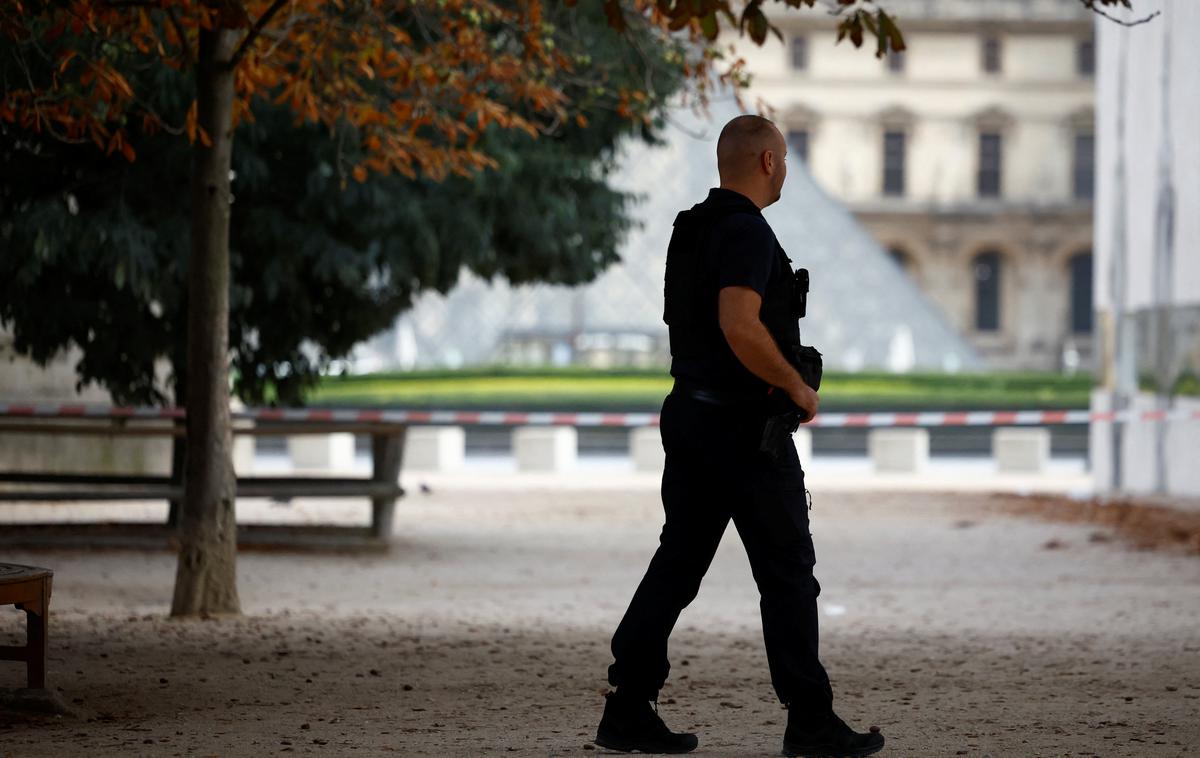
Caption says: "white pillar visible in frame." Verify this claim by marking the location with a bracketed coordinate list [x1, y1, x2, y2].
[232, 433, 256, 475]
[993, 427, 1050, 473]
[513, 426, 577, 472]
[405, 426, 466, 472]
[1167, 397, 1200, 498]
[1122, 393, 1161, 494]
[1089, 388, 1114, 492]
[289, 433, 356, 471]
[868, 428, 929, 473]
[230, 398, 255, 475]
[792, 427, 813, 469]
[630, 426, 665, 472]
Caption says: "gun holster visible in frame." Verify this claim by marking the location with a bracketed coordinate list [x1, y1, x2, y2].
[793, 344, 823, 393]
[758, 344, 823, 462]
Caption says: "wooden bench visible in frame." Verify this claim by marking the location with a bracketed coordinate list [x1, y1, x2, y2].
[0, 563, 53, 690]
[0, 417, 407, 544]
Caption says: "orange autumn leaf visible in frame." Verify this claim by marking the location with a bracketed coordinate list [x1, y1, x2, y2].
[0, 0, 826, 181]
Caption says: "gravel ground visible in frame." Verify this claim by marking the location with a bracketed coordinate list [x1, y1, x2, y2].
[1, 487, 1198, 757]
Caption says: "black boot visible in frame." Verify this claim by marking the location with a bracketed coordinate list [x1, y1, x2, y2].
[594, 690, 699, 754]
[781, 709, 884, 757]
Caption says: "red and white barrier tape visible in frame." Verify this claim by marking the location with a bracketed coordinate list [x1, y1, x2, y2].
[0, 403, 1197, 428]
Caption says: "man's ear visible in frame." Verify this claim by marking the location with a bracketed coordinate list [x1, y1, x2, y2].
[762, 148, 776, 176]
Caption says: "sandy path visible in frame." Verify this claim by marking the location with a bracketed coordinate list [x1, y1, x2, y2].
[1, 488, 1198, 757]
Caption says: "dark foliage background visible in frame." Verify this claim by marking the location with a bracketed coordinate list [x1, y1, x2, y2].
[0, 1, 683, 405]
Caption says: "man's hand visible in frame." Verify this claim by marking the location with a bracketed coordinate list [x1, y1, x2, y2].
[719, 286, 817, 420]
[786, 379, 819, 423]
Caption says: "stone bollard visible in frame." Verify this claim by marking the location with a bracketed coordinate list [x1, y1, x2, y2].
[1167, 397, 1200, 497]
[793, 427, 813, 469]
[868, 428, 929, 473]
[229, 399, 255, 475]
[992, 427, 1050, 473]
[288, 433, 356, 471]
[405, 426, 466, 472]
[232, 434, 256, 475]
[630, 426, 665, 472]
[513, 426, 577, 472]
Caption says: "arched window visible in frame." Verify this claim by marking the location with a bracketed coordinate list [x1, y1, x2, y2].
[1073, 131, 1094, 200]
[1077, 38, 1095, 77]
[887, 246, 910, 274]
[1068, 250, 1093, 334]
[973, 251, 1002, 332]
[791, 36, 809, 71]
[978, 132, 1003, 198]
[982, 35, 1002, 74]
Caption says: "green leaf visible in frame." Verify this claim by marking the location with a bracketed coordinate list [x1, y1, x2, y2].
[861, 11, 878, 36]
[880, 10, 907, 53]
[849, 15, 863, 47]
[744, 5, 768, 45]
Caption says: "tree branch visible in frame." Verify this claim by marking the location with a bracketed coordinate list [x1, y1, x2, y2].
[227, 0, 289, 69]
[1079, 0, 1161, 27]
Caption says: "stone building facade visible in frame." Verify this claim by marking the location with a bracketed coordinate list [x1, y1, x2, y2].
[739, 0, 1097, 370]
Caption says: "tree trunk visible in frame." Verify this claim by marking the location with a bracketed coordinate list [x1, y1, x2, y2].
[171, 27, 241, 617]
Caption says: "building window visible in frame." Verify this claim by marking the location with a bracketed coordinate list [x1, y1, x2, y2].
[887, 49, 905, 74]
[787, 129, 809, 164]
[1069, 251, 1093, 334]
[982, 35, 1002, 74]
[978, 132, 1002, 198]
[1073, 131, 1094, 200]
[887, 246, 910, 274]
[791, 36, 808, 70]
[882, 130, 905, 197]
[973, 251, 1002, 332]
[1077, 38, 1095, 77]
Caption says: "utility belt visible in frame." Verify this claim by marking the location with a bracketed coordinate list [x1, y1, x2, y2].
[671, 344, 822, 463]
[670, 377, 766, 409]
[670, 343, 822, 411]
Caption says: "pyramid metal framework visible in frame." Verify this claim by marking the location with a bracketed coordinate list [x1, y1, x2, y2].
[363, 104, 980, 373]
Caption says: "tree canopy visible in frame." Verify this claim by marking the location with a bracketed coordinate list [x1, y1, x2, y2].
[1, 0, 684, 406]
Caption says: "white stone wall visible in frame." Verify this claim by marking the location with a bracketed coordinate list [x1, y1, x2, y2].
[1094, 0, 1200, 314]
[1092, 0, 1200, 499]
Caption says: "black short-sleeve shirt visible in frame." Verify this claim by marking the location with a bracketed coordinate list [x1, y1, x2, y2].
[716, 212, 777, 298]
[667, 188, 787, 395]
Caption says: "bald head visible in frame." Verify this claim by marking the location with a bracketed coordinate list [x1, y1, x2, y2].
[717, 115, 782, 180]
[716, 115, 787, 208]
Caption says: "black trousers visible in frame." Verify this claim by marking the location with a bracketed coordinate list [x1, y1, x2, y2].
[607, 391, 834, 716]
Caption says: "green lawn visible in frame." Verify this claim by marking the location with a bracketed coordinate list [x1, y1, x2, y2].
[311, 367, 1092, 411]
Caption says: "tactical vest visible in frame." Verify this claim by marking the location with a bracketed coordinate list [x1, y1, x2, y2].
[663, 205, 800, 371]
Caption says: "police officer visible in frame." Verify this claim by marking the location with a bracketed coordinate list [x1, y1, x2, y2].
[594, 115, 885, 757]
